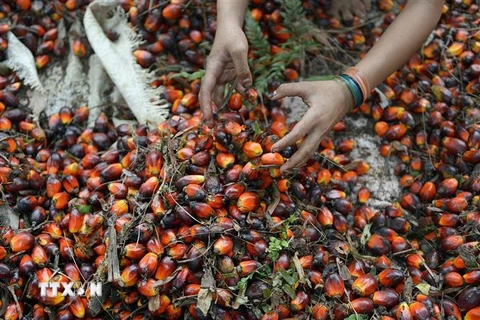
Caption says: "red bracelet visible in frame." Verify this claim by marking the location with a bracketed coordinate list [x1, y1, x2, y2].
[344, 67, 371, 103]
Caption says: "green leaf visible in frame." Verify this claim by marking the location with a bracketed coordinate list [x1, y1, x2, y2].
[278, 269, 296, 286]
[76, 205, 92, 214]
[282, 284, 296, 299]
[344, 315, 369, 320]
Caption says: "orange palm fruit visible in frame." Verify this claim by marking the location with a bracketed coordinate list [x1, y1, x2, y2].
[31, 245, 48, 267]
[133, 50, 155, 68]
[190, 202, 215, 219]
[378, 268, 405, 287]
[443, 137, 467, 155]
[317, 168, 331, 185]
[216, 152, 235, 169]
[120, 264, 139, 287]
[162, 4, 182, 19]
[237, 260, 260, 277]
[385, 123, 407, 141]
[10, 231, 35, 252]
[352, 274, 378, 296]
[46, 175, 62, 198]
[409, 301, 430, 319]
[213, 236, 234, 255]
[183, 184, 207, 201]
[123, 243, 147, 260]
[138, 252, 158, 278]
[69, 296, 85, 318]
[357, 187, 370, 204]
[463, 150, 480, 163]
[237, 192, 260, 213]
[260, 152, 284, 166]
[145, 150, 163, 177]
[175, 175, 204, 189]
[419, 181, 436, 202]
[444, 272, 464, 287]
[463, 270, 480, 284]
[465, 306, 480, 320]
[36, 55, 49, 69]
[110, 199, 129, 216]
[108, 182, 128, 199]
[367, 234, 391, 255]
[350, 298, 374, 314]
[138, 278, 159, 297]
[139, 176, 159, 197]
[155, 256, 176, 281]
[243, 141, 263, 158]
[372, 289, 399, 308]
[441, 235, 465, 251]
[168, 243, 188, 260]
[100, 163, 123, 182]
[228, 93, 243, 111]
[324, 272, 344, 298]
[317, 207, 334, 228]
[72, 39, 87, 58]
[290, 291, 310, 312]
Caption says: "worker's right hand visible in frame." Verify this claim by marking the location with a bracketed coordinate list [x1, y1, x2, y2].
[200, 25, 252, 128]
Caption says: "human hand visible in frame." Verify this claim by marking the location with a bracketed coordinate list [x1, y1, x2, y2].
[270, 80, 351, 173]
[200, 25, 252, 128]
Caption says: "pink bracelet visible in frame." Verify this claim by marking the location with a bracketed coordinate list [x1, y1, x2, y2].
[344, 67, 371, 103]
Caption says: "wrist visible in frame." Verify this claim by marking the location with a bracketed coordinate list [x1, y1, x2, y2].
[328, 80, 352, 115]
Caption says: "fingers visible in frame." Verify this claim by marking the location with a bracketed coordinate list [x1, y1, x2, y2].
[363, 0, 371, 11]
[280, 125, 326, 173]
[271, 82, 309, 100]
[230, 45, 252, 88]
[200, 59, 224, 127]
[271, 106, 317, 152]
[213, 85, 225, 109]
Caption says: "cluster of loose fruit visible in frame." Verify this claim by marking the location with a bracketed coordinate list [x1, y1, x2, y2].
[0, 0, 480, 320]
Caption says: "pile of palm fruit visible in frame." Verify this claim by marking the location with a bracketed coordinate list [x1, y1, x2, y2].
[0, 0, 479, 319]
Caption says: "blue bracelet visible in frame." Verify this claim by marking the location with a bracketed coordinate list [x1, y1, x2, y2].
[339, 74, 364, 108]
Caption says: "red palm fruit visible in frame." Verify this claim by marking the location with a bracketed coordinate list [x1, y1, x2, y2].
[100, 163, 123, 182]
[246, 88, 258, 104]
[139, 176, 159, 197]
[464, 270, 480, 284]
[0, 246, 6, 261]
[145, 150, 163, 177]
[10, 231, 35, 252]
[396, 302, 412, 320]
[385, 123, 407, 141]
[409, 301, 430, 320]
[139, 252, 158, 278]
[184, 283, 201, 296]
[18, 254, 35, 276]
[68, 208, 83, 234]
[466, 306, 480, 320]
[350, 298, 374, 314]
[270, 121, 288, 138]
[357, 187, 370, 204]
[316, 168, 332, 186]
[442, 298, 461, 317]
[378, 268, 405, 287]
[31, 245, 47, 267]
[137, 278, 158, 297]
[52, 192, 70, 210]
[32, 304, 46, 319]
[406, 253, 424, 269]
[277, 179, 290, 192]
[228, 93, 243, 111]
[372, 289, 399, 308]
[324, 272, 344, 298]
[191, 151, 210, 167]
[72, 39, 87, 58]
[260, 152, 284, 166]
[443, 137, 468, 154]
[459, 286, 480, 311]
[133, 50, 155, 68]
[237, 192, 260, 213]
[168, 243, 188, 260]
[437, 177, 458, 197]
[190, 202, 214, 219]
[243, 141, 263, 158]
[246, 238, 267, 257]
[237, 260, 261, 277]
[317, 207, 334, 228]
[419, 182, 436, 202]
[224, 183, 246, 201]
[36, 55, 49, 69]
[441, 235, 465, 251]
[464, 149, 480, 163]
[46, 175, 62, 198]
[184, 184, 207, 201]
[352, 274, 378, 296]
[69, 296, 85, 318]
[312, 304, 329, 320]
[108, 182, 127, 199]
[446, 196, 468, 213]
[444, 272, 464, 287]
[0, 117, 11, 131]
[213, 236, 234, 255]
[123, 243, 147, 260]
[120, 264, 139, 287]
[150, 294, 171, 315]
[110, 199, 128, 216]
[155, 256, 176, 281]
[175, 175, 204, 189]
[5, 302, 22, 320]
[290, 291, 310, 312]
[206, 194, 224, 209]
[367, 234, 391, 255]
[215, 152, 235, 169]
[162, 4, 182, 19]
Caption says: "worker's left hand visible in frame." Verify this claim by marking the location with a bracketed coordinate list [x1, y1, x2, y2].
[270, 80, 350, 173]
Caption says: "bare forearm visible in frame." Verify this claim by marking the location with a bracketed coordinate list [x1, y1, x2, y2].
[356, 0, 444, 89]
[217, 0, 249, 28]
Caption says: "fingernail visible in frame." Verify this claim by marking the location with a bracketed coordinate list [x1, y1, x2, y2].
[242, 78, 252, 87]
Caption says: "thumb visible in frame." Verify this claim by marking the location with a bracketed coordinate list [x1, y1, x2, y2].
[230, 47, 252, 88]
[271, 82, 309, 100]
